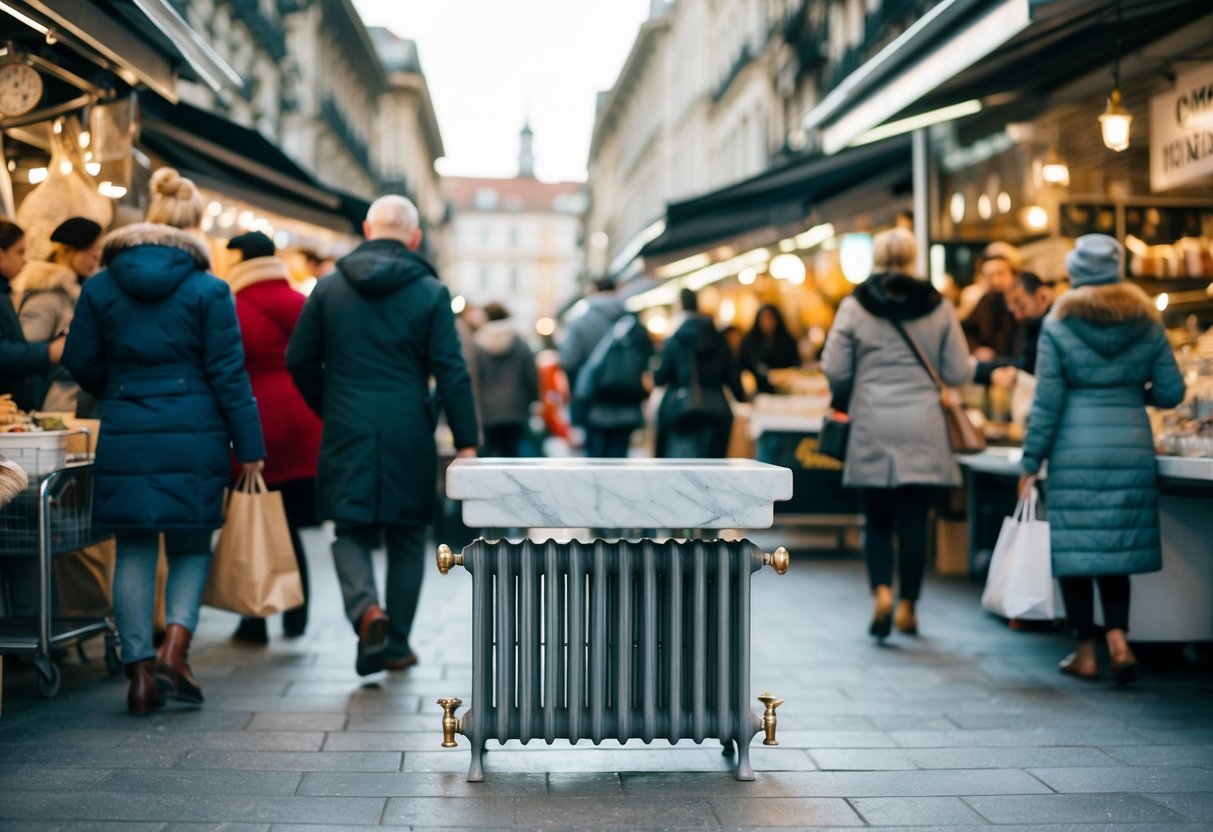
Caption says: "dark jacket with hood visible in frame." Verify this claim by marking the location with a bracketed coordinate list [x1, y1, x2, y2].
[1021, 282, 1184, 577]
[62, 223, 265, 531]
[655, 313, 745, 435]
[820, 273, 970, 488]
[286, 239, 478, 526]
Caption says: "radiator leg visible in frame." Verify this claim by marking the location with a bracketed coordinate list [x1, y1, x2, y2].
[467, 740, 485, 783]
[734, 738, 755, 781]
[720, 738, 735, 757]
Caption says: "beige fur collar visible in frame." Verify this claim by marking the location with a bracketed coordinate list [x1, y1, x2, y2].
[1054, 281, 1160, 325]
[228, 256, 290, 295]
[13, 261, 78, 296]
[102, 222, 210, 270]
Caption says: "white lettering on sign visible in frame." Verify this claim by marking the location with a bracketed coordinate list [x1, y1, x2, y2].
[1152, 63, 1213, 192]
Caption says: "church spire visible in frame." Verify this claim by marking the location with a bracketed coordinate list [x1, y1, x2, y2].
[519, 120, 534, 178]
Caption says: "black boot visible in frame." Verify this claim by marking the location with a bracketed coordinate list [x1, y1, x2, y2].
[232, 617, 269, 645]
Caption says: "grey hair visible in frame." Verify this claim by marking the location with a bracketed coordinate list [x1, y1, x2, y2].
[873, 227, 917, 275]
[366, 195, 420, 240]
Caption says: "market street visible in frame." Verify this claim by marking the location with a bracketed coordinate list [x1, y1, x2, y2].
[1, 526, 1211, 831]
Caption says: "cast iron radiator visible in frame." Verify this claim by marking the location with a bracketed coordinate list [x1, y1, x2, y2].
[435, 537, 787, 781]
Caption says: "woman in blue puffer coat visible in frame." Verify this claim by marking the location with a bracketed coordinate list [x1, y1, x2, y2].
[1021, 235, 1184, 686]
[63, 169, 265, 715]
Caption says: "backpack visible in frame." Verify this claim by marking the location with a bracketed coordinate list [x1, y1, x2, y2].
[575, 315, 649, 404]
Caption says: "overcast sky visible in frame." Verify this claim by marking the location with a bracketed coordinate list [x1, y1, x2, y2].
[355, 0, 651, 183]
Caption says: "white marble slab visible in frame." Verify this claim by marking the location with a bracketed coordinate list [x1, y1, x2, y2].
[446, 459, 794, 530]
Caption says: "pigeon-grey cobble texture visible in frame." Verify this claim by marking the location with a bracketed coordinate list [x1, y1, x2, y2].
[2, 525, 1210, 830]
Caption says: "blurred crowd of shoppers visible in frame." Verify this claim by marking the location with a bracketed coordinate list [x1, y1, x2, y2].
[0, 161, 1185, 704]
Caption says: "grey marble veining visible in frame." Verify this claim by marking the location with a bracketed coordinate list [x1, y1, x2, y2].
[446, 458, 793, 529]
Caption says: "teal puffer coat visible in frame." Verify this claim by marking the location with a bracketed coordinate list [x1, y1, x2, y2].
[1021, 282, 1185, 577]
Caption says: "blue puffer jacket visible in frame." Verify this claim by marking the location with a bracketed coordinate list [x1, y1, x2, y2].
[1021, 282, 1185, 577]
[63, 223, 265, 532]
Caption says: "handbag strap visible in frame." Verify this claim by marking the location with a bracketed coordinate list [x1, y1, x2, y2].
[889, 318, 945, 393]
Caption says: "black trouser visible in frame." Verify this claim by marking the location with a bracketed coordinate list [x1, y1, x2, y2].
[860, 485, 938, 602]
[585, 426, 634, 458]
[1059, 575, 1130, 640]
[483, 424, 526, 458]
[331, 523, 426, 660]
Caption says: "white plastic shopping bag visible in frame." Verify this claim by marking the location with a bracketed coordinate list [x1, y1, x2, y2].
[981, 487, 1055, 620]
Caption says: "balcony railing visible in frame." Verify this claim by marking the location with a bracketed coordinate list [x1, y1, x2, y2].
[229, 0, 288, 62]
[711, 43, 754, 103]
[319, 96, 373, 176]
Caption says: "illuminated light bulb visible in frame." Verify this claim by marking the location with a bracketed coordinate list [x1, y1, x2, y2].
[52, 120, 62, 135]
[738, 267, 757, 286]
[85, 162, 101, 176]
[238, 210, 255, 229]
[207, 201, 223, 216]
[1025, 206, 1049, 231]
[1041, 150, 1070, 186]
[719, 299, 736, 323]
[450, 295, 467, 315]
[28, 167, 47, 184]
[535, 317, 556, 337]
[78, 130, 90, 148]
[646, 314, 668, 336]
[1099, 88, 1132, 152]
[949, 192, 965, 224]
[997, 192, 1012, 214]
[59, 159, 72, 175]
[98, 181, 127, 199]
[978, 194, 992, 220]
[769, 253, 806, 283]
[1155, 293, 1169, 312]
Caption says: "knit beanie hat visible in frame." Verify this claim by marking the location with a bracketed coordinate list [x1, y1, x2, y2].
[1066, 234, 1123, 288]
[50, 217, 103, 249]
[226, 231, 276, 261]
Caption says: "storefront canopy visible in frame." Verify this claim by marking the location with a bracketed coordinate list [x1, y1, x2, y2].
[139, 95, 369, 234]
[805, 0, 1212, 154]
[7, 0, 242, 102]
[641, 135, 911, 261]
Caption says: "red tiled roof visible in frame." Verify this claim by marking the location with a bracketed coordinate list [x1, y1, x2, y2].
[443, 176, 582, 213]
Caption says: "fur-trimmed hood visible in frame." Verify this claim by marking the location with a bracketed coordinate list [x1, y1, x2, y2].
[101, 222, 211, 301]
[228, 256, 290, 295]
[13, 260, 79, 297]
[1053, 282, 1161, 358]
[854, 272, 942, 321]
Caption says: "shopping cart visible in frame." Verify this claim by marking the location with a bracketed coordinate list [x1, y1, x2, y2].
[0, 460, 120, 697]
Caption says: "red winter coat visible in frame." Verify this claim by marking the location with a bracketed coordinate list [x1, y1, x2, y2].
[230, 258, 322, 486]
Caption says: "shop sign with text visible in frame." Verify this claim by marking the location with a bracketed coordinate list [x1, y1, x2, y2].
[1151, 63, 1213, 192]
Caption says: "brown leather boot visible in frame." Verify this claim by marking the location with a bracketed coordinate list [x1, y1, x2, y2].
[156, 623, 204, 703]
[125, 659, 165, 716]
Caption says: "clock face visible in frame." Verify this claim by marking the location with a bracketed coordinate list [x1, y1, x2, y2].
[0, 63, 43, 118]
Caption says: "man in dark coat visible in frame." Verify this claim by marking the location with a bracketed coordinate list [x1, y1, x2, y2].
[287, 196, 479, 676]
[973, 271, 1057, 386]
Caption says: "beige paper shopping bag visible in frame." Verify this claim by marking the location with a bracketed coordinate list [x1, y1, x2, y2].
[204, 473, 303, 617]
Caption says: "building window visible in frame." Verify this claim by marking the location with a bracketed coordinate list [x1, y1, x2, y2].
[479, 266, 490, 292]
[474, 188, 499, 210]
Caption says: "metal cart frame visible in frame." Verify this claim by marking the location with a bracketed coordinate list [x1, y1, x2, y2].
[0, 462, 120, 697]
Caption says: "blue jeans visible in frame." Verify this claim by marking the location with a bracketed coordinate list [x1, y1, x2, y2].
[113, 530, 212, 664]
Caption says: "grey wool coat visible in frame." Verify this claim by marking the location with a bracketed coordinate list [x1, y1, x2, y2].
[1021, 282, 1185, 577]
[821, 274, 971, 488]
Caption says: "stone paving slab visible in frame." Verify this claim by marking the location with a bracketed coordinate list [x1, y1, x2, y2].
[2, 527, 1212, 829]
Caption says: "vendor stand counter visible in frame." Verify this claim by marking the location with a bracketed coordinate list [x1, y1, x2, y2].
[435, 458, 793, 782]
[747, 404, 863, 547]
[958, 448, 1213, 642]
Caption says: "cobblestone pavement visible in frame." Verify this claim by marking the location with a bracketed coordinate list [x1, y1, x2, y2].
[1, 526, 1211, 831]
